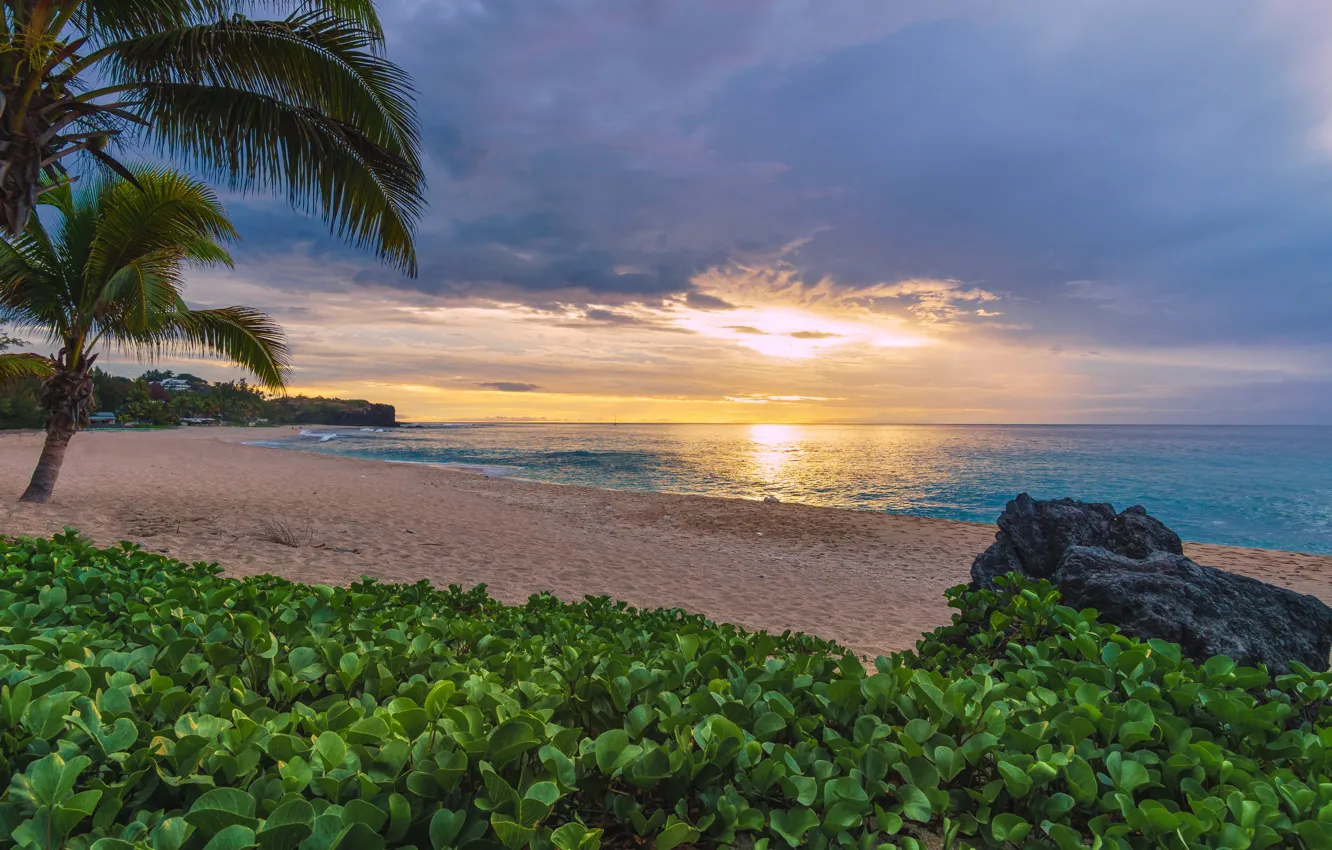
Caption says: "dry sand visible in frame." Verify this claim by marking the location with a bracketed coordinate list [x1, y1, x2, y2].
[3, 427, 1330, 657]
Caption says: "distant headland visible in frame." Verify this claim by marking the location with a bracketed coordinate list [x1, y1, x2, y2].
[0, 368, 396, 429]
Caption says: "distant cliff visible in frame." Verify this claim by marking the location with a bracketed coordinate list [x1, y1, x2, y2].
[278, 397, 397, 427]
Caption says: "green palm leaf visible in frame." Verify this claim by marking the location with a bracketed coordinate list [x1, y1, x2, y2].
[1, 0, 422, 273]
[139, 82, 420, 273]
[146, 306, 289, 389]
[1, 166, 288, 387]
[0, 352, 55, 384]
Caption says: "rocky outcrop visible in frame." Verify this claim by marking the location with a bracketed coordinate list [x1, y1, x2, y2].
[970, 493, 1182, 587]
[1056, 547, 1332, 674]
[970, 494, 1332, 673]
[286, 401, 397, 428]
[320, 403, 397, 428]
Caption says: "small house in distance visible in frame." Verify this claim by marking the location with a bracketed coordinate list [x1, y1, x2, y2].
[88, 412, 117, 427]
[158, 378, 194, 393]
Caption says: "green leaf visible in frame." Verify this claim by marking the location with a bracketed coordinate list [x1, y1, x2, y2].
[677, 634, 700, 660]
[256, 798, 314, 850]
[202, 824, 258, 850]
[52, 789, 103, 836]
[903, 718, 934, 743]
[656, 820, 700, 850]
[491, 815, 536, 850]
[1064, 755, 1098, 804]
[185, 788, 260, 837]
[10, 753, 91, 808]
[488, 718, 540, 766]
[897, 784, 933, 822]
[313, 731, 347, 771]
[430, 808, 466, 849]
[997, 761, 1033, 798]
[540, 745, 577, 789]
[328, 822, 384, 850]
[990, 813, 1031, 843]
[518, 781, 561, 827]
[1042, 820, 1084, 850]
[770, 808, 821, 846]
[386, 794, 410, 842]
[594, 729, 630, 773]
[151, 817, 191, 850]
[787, 774, 817, 806]
[550, 822, 603, 850]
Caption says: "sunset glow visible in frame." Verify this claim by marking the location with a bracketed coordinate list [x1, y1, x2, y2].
[71, 0, 1332, 425]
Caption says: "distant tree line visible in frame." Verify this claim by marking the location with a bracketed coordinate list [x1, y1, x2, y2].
[0, 368, 396, 429]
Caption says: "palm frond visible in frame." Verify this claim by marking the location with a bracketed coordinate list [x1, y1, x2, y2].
[83, 167, 238, 287]
[4, 166, 288, 392]
[105, 13, 418, 161]
[135, 306, 291, 390]
[96, 260, 186, 334]
[0, 353, 56, 385]
[81, 0, 382, 39]
[140, 82, 422, 273]
[0, 228, 70, 339]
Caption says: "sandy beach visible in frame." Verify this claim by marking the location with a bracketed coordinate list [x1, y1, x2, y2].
[2, 426, 1329, 657]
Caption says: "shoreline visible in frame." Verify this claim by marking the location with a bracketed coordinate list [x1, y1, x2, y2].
[249, 428, 1332, 558]
[3, 426, 1331, 656]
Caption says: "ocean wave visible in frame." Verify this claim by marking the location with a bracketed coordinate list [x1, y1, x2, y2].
[298, 429, 341, 442]
[385, 459, 522, 477]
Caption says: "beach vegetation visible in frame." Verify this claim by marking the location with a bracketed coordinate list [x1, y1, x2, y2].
[0, 0, 423, 273]
[3, 531, 1332, 848]
[1, 368, 400, 429]
[0, 170, 289, 502]
[257, 513, 316, 548]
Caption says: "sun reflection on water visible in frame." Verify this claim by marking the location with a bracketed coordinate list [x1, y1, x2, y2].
[748, 424, 803, 484]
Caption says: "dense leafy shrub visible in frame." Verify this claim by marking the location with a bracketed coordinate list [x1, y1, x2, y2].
[2, 532, 1332, 849]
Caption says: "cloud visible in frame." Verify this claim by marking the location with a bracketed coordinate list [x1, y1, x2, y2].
[551, 307, 694, 333]
[1065, 280, 1176, 317]
[478, 381, 542, 393]
[684, 291, 737, 310]
[183, 0, 1332, 422]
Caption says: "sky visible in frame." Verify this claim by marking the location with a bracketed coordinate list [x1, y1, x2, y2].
[108, 1, 1332, 422]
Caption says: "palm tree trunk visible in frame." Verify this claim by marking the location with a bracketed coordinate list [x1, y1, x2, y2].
[19, 429, 72, 503]
[18, 349, 95, 503]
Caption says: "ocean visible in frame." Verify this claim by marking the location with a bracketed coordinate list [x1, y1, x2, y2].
[246, 424, 1332, 554]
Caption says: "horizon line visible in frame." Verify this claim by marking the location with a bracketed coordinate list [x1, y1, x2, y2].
[394, 420, 1332, 428]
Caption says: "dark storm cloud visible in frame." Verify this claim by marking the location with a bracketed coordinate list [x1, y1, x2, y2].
[228, 0, 1332, 416]
[478, 382, 542, 393]
[696, 1, 1332, 348]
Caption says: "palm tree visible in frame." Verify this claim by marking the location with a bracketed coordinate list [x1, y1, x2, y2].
[0, 167, 289, 502]
[0, 0, 423, 273]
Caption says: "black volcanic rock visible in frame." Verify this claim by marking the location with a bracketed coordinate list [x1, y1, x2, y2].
[1055, 546, 1332, 674]
[1109, 504, 1185, 560]
[970, 493, 1182, 587]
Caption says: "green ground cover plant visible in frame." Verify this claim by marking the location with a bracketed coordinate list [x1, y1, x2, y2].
[2, 531, 1332, 849]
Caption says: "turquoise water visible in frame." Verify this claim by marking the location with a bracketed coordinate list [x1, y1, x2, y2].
[248, 424, 1332, 554]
